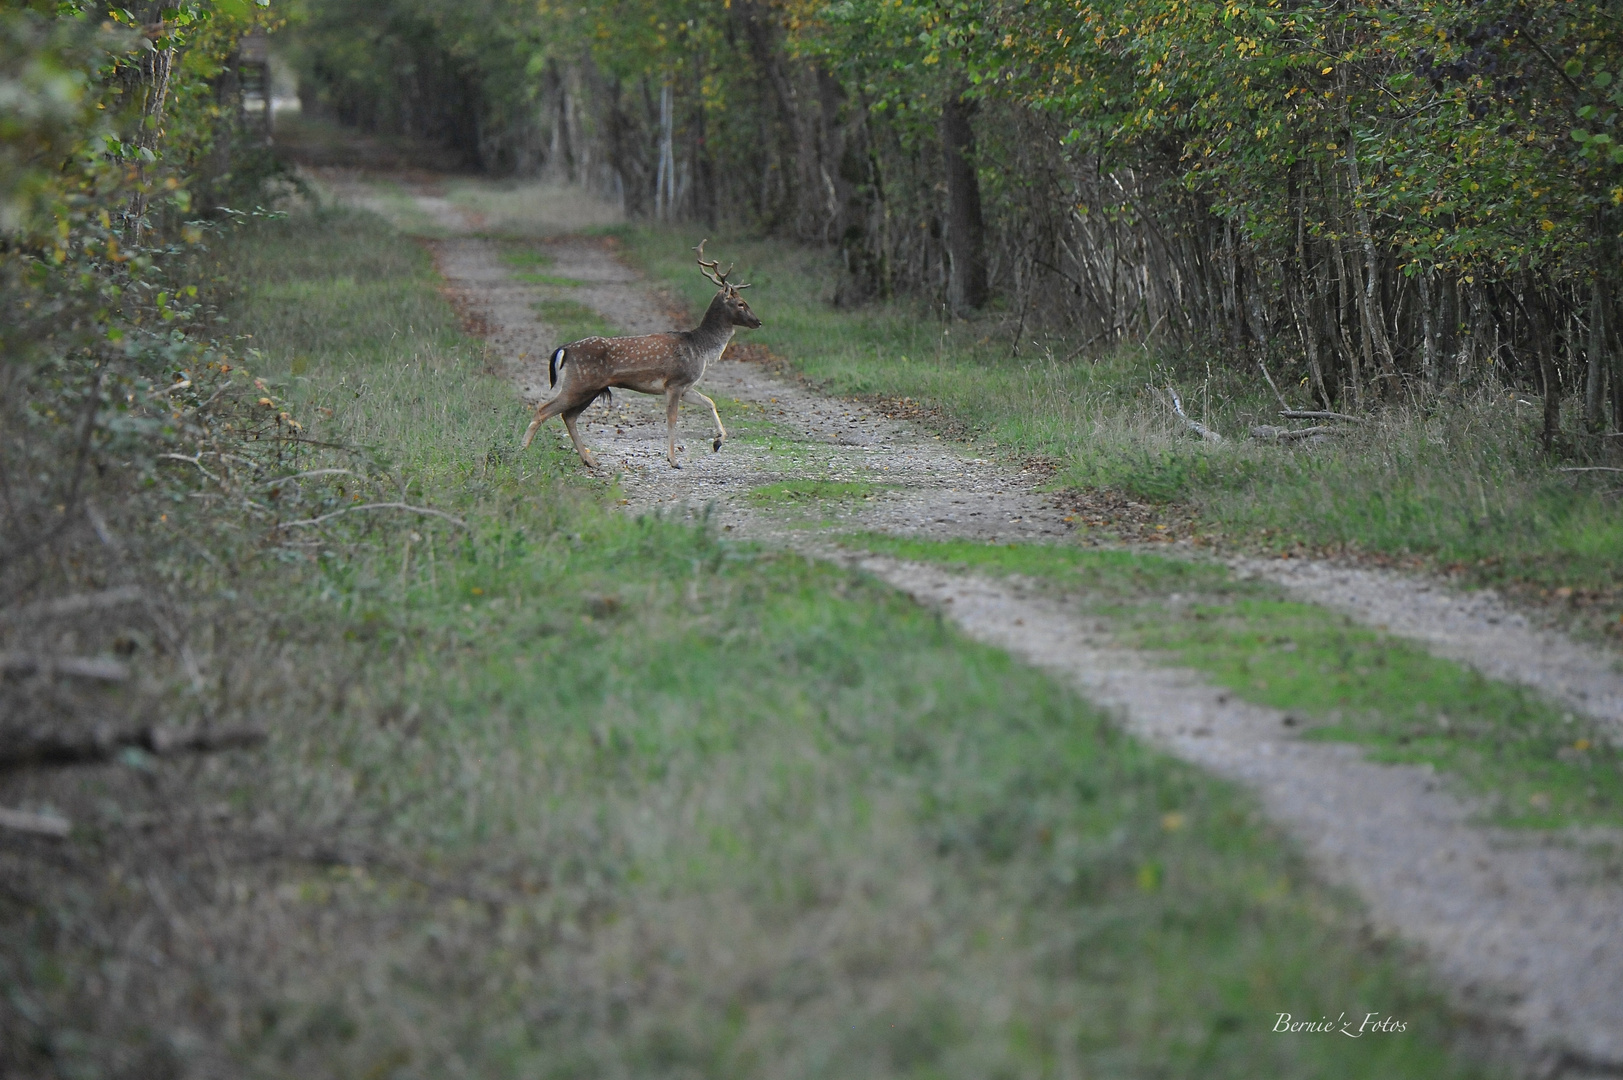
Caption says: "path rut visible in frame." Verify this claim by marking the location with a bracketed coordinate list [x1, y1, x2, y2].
[355, 180, 1623, 1075]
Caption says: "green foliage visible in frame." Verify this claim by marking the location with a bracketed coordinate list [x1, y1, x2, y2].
[972, 0, 1622, 279]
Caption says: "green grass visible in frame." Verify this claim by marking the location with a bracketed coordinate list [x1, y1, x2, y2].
[621, 228, 1623, 601]
[1134, 598, 1623, 828]
[514, 270, 588, 288]
[748, 479, 888, 504]
[843, 534, 1623, 831]
[535, 296, 614, 341]
[500, 248, 555, 269]
[78, 206, 1501, 1077]
[846, 532, 1233, 601]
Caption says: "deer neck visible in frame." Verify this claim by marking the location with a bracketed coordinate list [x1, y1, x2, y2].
[689, 293, 737, 359]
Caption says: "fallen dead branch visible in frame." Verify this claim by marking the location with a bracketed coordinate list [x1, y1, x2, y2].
[275, 501, 468, 531]
[0, 806, 71, 838]
[1251, 425, 1339, 442]
[1557, 466, 1623, 474]
[1160, 386, 1224, 442]
[1279, 409, 1370, 424]
[0, 653, 129, 682]
[259, 468, 358, 487]
[0, 722, 267, 771]
[0, 585, 148, 624]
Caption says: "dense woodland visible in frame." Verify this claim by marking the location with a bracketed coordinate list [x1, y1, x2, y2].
[287, 0, 1623, 447]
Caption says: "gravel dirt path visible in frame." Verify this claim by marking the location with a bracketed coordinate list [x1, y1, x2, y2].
[335, 174, 1623, 1075]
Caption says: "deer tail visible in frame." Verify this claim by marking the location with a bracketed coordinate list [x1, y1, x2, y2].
[596, 387, 613, 407]
[549, 347, 567, 388]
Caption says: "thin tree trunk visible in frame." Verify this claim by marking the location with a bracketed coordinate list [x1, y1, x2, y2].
[128, 43, 177, 235]
[941, 82, 987, 313]
[1586, 277, 1608, 433]
[1222, 216, 1242, 351]
[1419, 267, 1437, 391]
[1331, 236, 1364, 411]
[1345, 156, 1400, 396]
[1525, 275, 1560, 452]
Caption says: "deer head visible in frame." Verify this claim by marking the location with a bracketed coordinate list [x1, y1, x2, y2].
[695, 239, 761, 328]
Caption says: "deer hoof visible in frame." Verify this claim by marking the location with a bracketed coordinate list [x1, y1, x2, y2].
[712, 437, 723, 452]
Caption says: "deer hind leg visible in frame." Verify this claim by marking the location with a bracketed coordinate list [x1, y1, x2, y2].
[521, 395, 570, 450]
[683, 389, 727, 452]
[664, 386, 684, 468]
[559, 403, 603, 469]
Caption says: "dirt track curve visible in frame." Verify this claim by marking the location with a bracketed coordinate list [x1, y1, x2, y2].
[322, 173, 1623, 1077]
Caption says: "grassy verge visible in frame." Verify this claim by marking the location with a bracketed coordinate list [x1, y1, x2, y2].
[845, 534, 1623, 832]
[2, 207, 1511, 1077]
[621, 228, 1623, 622]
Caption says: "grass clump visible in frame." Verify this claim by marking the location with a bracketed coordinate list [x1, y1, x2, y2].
[514, 270, 588, 288]
[535, 296, 614, 341]
[847, 532, 1231, 600]
[0, 206, 1505, 1079]
[851, 535, 1623, 830]
[622, 228, 1623, 602]
[500, 248, 554, 268]
[748, 478, 887, 504]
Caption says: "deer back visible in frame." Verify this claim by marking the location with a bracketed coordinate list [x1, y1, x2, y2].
[554, 332, 694, 393]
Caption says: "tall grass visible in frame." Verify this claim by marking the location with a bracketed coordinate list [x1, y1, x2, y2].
[625, 228, 1623, 592]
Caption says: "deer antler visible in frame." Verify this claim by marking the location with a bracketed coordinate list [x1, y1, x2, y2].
[694, 239, 750, 290]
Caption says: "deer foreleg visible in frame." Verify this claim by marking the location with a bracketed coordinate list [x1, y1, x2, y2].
[684, 389, 727, 452]
[561, 404, 600, 469]
[665, 387, 683, 468]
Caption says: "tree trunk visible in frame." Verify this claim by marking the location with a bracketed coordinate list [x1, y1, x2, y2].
[731, 0, 802, 229]
[1419, 267, 1437, 391]
[1586, 277, 1608, 433]
[1525, 275, 1560, 452]
[940, 83, 987, 313]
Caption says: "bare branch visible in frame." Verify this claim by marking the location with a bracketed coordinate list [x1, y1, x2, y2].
[0, 586, 148, 625]
[0, 654, 129, 682]
[158, 453, 225, 486]
[0, 806, 71, 838]
[1161, 386, 1224, 442]
[1557, 466, 1623, 474]
[0, 722, 266, 771]
[1258, 361, 1291, 412]
[275, 502, 467, 531]
[1279, 410, 1370, 424]
[1252, 425, 1339, 442]
[260, 468, 357, 487]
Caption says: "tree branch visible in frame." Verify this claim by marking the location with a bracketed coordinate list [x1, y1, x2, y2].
[0, 722, 266, 771]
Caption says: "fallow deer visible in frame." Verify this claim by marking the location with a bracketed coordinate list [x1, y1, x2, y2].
[520, 241, 761, 469]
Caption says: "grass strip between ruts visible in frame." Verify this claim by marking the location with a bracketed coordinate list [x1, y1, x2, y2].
[844, 533, 1623, 832]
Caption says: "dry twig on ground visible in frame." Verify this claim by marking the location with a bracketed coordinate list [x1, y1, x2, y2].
[1160, 386, 1224, 443]
[0, 722, 266, 771]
